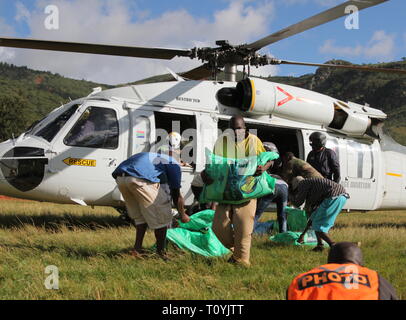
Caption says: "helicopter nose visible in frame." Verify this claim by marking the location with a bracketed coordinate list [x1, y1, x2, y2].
[0, 144, 48, 193]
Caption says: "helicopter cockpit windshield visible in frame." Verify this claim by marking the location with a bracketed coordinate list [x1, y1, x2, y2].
[26, 104, 80, 142]
[64, 106, 119, 149]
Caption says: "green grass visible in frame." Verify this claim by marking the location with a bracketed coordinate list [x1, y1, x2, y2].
[0, 200, 405, 300]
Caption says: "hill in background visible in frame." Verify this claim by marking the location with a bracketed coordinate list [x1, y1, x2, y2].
[0, 60, 405, 144]
[0, 63, 112, 141]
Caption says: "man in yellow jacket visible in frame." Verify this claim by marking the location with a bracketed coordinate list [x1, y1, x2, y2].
[201, 115, 270, 266]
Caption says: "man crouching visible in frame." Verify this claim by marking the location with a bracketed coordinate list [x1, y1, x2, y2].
[291, 176, 349, 251]
[112, 152, 190, 259]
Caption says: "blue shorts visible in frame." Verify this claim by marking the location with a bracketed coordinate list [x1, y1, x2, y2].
[311, 195, 347, 233]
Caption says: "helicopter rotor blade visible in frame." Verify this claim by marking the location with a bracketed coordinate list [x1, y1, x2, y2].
[180, 64, 214, 80]
[244, 0, 389, 51]
[0, 37, 192, 60]
[276, 59, 406, 75]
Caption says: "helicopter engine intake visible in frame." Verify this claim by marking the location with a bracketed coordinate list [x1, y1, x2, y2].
[216, 78, 386, 138]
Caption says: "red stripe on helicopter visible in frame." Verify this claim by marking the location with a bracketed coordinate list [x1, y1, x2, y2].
[277, 87, 314, 106]
[277, 87, 294, 106]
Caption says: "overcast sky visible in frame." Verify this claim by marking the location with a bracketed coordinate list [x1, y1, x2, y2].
[0, 0, 405, 85]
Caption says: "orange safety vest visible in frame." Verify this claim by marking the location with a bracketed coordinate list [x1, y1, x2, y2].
[288, 263, 379, 300]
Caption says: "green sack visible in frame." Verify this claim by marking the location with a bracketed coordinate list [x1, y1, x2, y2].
[273, 207, 308, 233]
[166, 210, 230, 257]
[269, 207, 328, 246]
[200, 150, 279, 204]
[286, 207, 308, 231]
[269, 231, 325, 246]
[177, 209, 216, 231]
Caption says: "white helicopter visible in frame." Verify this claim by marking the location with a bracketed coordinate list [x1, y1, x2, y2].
[0, 0, 405, 212]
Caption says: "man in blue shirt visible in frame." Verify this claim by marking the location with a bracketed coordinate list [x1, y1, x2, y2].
[112, 152, 190, 259]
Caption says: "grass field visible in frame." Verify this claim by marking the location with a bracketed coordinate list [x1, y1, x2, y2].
[0, 199, 404, 300]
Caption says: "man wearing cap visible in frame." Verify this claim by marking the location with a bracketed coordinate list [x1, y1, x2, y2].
[291, 176, 349, 251]
[158, 131, 191, 167]
[287, 242, 398, 300]
[306, 132, 340, 183]
[112, 152, 190, 259]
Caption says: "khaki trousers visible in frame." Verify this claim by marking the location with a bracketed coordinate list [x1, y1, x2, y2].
[116, 176, 173, 230]
[212, 199, 257, 265]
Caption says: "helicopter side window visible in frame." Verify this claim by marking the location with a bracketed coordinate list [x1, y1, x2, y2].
[347, 140, 373, 179]
[34, 104, 79, 142]
[64, 106, 119, 149]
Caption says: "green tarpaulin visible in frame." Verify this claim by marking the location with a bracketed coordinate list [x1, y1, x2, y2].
[167, 207, 322, 256]
[269, 207, 327, 246]
[166, 210, 230, 257]
[269, 231, 321, 246]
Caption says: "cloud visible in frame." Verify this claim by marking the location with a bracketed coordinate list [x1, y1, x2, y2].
[0, 18, 16, 61]
[1, 0, 278, 84]
[319, 30, 396, 60]
[0, 18, 16, 36]
[0, 48, 15, 61]
[247, 64, 279, 78]
[404, 33, 406, 49]
[365, 30, 395, 59]
[319, 39, 363, 57]
[282, 0, 342, 7]
[15, 2, 31, 22]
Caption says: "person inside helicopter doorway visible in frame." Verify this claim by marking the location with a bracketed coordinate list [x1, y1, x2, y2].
[306, 132, 340, 183]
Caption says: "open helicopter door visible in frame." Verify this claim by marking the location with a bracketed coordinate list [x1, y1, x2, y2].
[47, 101, 126, 206]
[152, 110, 199, 206]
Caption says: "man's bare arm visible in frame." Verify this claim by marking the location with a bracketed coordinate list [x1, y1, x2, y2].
[171, 189, 190, 223]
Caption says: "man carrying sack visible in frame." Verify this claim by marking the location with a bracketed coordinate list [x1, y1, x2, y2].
[201, 116, 272, 266]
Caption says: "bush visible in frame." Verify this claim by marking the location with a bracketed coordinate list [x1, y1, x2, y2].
[0, 94, 34, 142]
